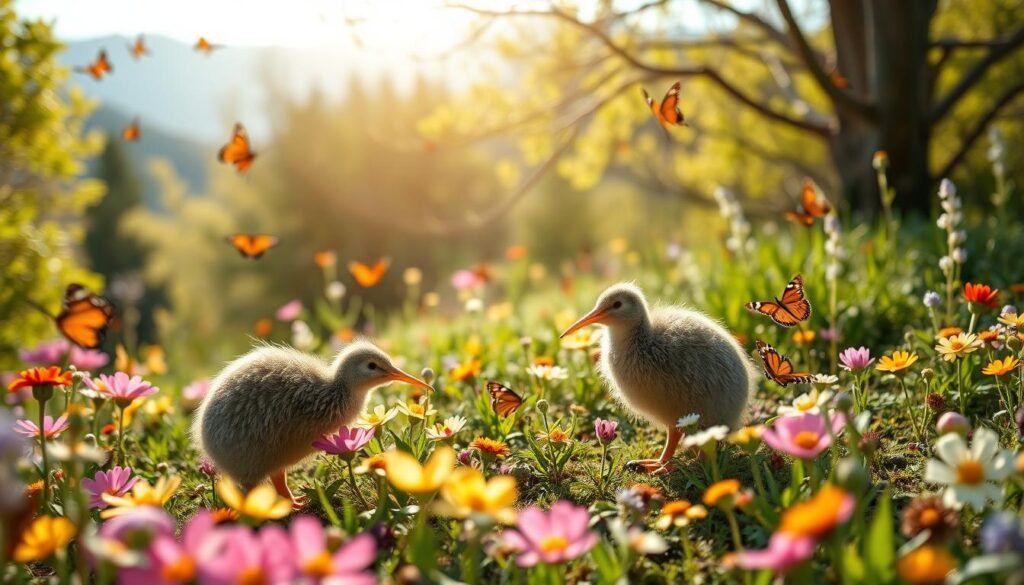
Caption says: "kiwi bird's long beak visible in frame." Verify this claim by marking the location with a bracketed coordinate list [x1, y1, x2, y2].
[560, 307, 607, 339]
[386, 368, 432, 391]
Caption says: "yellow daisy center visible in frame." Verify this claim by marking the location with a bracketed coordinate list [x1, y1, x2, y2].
[302, 551, 333, 577]
[793, 431, 820, 449]
[918, 508, 940, 527]
[949, 340, 964, 351]
[956, 460, 984, 485]
[539, 536, 570, 554]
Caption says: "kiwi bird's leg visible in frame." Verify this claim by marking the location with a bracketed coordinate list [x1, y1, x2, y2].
[628, 427, 682, 475]
[271, 471, 306, 510]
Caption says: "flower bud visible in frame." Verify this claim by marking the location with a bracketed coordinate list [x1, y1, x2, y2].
[457, 449, 473, 466]
[420, 368, 435, 385]
[938, 178, 955, 200]
[156, 462, 169, 473]
[833, 392, 855, 413]
[925, 392, 945, 411]
[938, 256, 954, 274]
[952, 248, 967, 264]
[835, 457, 869, 493]
[936, 412, 970, 437]
[1008, 336, 1023, 353]
[536, 399, 549, 414]
[923, 291, 942, 309]
[922, 368, 935, 381]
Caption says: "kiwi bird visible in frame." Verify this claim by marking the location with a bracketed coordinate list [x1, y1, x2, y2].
[192, 341, 430, 504]
[561, 283, 754, 474]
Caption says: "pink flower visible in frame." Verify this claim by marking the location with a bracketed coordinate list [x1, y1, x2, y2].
[502, 500, 598, 566]
[69, 347, 109, 370]
[83, 372, 158, 403]
[99, 505, 175, 542]
[195, 524, 295, 585]
[762, 412, 845, 460]
[82, 466, 140, 509]
[19, 340, 69, 365]
[838, 347, 873, 371]
[183, 379, 210, 403]
[120, 510, 217, 585]
[312, 426, 375, 457]
[288, 515, 377, 584]
[276, 299, 303, 322]
[594, 418, 618, 444]
[734, 533, 816, 573]
[451, 270, 486, 291]
[14, 414, 70, 439]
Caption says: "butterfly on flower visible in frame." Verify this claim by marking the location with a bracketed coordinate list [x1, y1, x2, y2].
[76, 49, 113, 80]
[755, 340, 813, 387]
[784, 180, 831, 226]
[348, 258, 390, 288]
[121, 117, 140, 142]
[218, 123, 257, 173]
[486, 381, 523, 418]
[641, 81, 688, 137]
[226, 234, 279, 259]
[745, 275, 811, 327]
[127, 35, 149, 59]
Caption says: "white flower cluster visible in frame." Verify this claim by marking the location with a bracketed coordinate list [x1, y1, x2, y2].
[987, 127, 1009, 208]
[937, 178, 966, 275]
[824, 213, 844, 281]
[713, 187, 754, 257]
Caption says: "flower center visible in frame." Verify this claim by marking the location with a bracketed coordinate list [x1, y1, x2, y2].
[796, 399, 816, 411]
[950, 341, 964, 351]
[793, 431, 821, 449]
[302, 551, 333, 577]
[238, 567, 266, 585]
[161, 556, 196, 582]
[918, 508, 940, 527]
[539, 536, 570, 554]
[956, 460, 984, 485]
[410, 405, 424, 416]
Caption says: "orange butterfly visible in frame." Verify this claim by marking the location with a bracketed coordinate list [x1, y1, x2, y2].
[745, 275, 811, 327]
[784, 180, 831, 226]
[195, 37, 220, 54]
[486, 381, 524, 418]
[121, 117, 140, 142]
[76, 50, 113, 80]
[218, 123, 257, 173]
[755, 340, 813, 387]
[127, 35, 149, 59]
[348, 258, 390, 288]
[226, 234, 279, 259]
[56, 284, 115, 349]
[642, 81, 688, 133]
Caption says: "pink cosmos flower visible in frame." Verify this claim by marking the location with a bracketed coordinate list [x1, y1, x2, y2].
[594, 418, 618, 444]
[121, 510, 217, 585]
[288, 515, 378, 584]
[502, 500, 598, 567]
[82, 466, 140, 509]
[83, 372, 158, 403]
[762, 412, 846, 460]
[838, 347, 874, 371]
[312, 426, 375, 457]
[276, 300, 303, 322]
[195, 524, 295, 585]
[14, 414, 70, 439]
[734, 533, 816, 573]
[451, 270, 486, 291]
[69, 346, 110, 370]
[183, 379, 210, 403]
[19, 340, 69, 365]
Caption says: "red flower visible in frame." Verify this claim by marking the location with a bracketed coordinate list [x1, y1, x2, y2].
[7, 367, 72, 392]
[964, 283, 999, 309]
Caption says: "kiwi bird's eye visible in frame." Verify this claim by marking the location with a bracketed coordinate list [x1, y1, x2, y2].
[368, 362, 378, 370]
[613, 300, 623, 309]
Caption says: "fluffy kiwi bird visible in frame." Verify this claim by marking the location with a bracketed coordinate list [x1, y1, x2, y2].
[561, 283, 755, 474]
[192, 341, 430, 505]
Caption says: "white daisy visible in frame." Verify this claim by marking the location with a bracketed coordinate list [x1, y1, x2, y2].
[778, 389, 834, 416]
[811, 374, 838, 386]
[676, 413, 701, 429]
[425, 416, 468, 441]
[526, 364, 569, 381]
[682, 425, 729, 449]
[924, 427, 1014, 511]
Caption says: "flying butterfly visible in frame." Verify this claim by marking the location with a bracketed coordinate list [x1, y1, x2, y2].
[218, 123, 257, 173]
[641, 81, 688, 135]
[745, 275, 811, 327]
[348, 258, 390, 288]
[784, 180, 831, 226]
[30, 284, 116, 350]
[226, 234, 279, 259]
[121, 117, 140, 142]
[195, 37, 221, 54]
[128, 35, 149, 59]
[486, 381, 524, 418]
[76, 49, 113, 80]
[755, 340, 813, 387]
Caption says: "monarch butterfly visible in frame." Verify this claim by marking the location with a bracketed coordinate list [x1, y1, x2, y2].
[785, 180, 831, 226]
[76, 50, 113, 80]
[218, 123, 257, 173]
[745, 275, 811, 327]
[641, 81, 688, 133]
[128, 35, 149, 59]
[226, 234, 279, 259]
[195, 37, 220, 54]
[755, 340, 813, 387]
[486, 381, 524, 418]
[122, 117, 140, 142]
[50, 284, 115, 349]
[348, 258, 390, 288]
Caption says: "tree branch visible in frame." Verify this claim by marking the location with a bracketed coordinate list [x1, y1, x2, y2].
[930, 26, 1024, 123]
[935, 79, 1024, 180]
[774, 0, 875, 120]
[931, 35, 1024, 50]
[697, 0, 792, 51]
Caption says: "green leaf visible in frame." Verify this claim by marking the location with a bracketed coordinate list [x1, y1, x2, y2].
[864, 489, 895, 584]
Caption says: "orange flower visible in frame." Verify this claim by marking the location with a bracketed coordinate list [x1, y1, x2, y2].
[792, 330, 816, 345]
[936, 326, 962, 338]
[628, 483, 665, 504]
[470, 437, 509, 458]
[314, 250, 337, 268]
[505, 245, 527, 261]
[982, 356, 1020, 377]
[210, 507, 240, 524]
[8, 367, 72, 392]
[254, 318, 273, 337]
[963, 283, 999, 309]
[778, 484, 854, 538]
[978, 330, 999, 344]
[450, 360, 481, 382]
[335, 328, 356, 343]
[703, 479, 741, 507]
[1010, 283, 1024, 295]
[533, 356, 554, 366]
[896, 545, 957, 584]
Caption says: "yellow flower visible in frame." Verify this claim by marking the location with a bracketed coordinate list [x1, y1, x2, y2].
[357, 404, 399, 428]
[101, 476, 182, 518]
[560, 328, 601, 350]
[434, 467, 518, 524]
[13, 516, 75, 562]
[896, 545, 957, 584]
[354, 453, 388, 476]
[998, 312, 1024, 328]
[875, 350, 919, 374]
[936, 326, 963, 339]
[143, 395, 174, 421]
[935, 333, 983, 362]
[383, 447, 455, 495]
[396, 398, 437, 421]
[726, 426, 764, 452]
[982, 356, 1021, 377]
[450, 360, 482, 381]
[703, 479, 741, 507]
[792, 330, 816, 344]
[215, 481, 292, 521]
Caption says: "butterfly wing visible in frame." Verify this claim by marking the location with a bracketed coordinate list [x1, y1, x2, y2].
[96, 50, 112, 77]
[486, 381, 524, 418]
[218, 123, 256, 172]
[122, 118, 140, 141]
[659, 82, 686, 126]
[56, 284, 114, 349]
[349, 258, 390, 287]
[755, 340, 812, 387]
[784, 210, 815, 226]
[227, 234, 278, 259]
[776, 275, 811, 324]
[641, 88, 657, 113]
[800, 180, 831, 217]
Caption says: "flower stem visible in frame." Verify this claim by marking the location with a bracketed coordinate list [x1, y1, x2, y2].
[345, 458, 371, 510]
[898, 379, 924, 446]
[38, 396, 50, 510]
[116, 405, 126, 467]
[725, 509, 744, 552]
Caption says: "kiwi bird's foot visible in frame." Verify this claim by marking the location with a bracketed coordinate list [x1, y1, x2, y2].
[290, 495, 308, 511]
[626, 459, 676, 475]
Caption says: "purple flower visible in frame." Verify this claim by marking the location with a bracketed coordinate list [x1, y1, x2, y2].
[838, 346, 873, 371]
[83, 372, 158, 404]
[457, 449, 473, 466]
[83, 466, 141, 509]
[14, 414, 70, 439]
[276, 299, 303, 322]
[762, 412, 846, 460]
[199, 457, 218, 477]
[734, 533, 816, 573]
[818, 328, 838, 342]
[19, 340, 69, 365]
[923, 291, 942, 309]
[980, 512, 1024, 554]
[183, 379, 210, 403]
[312, 426, 375, 457]
[502, 501, 598, 566]
[594, 418, 618, 444]
[69, 347, 109, 370]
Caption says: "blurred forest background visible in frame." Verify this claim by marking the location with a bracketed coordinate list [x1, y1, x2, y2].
[1, 0, 1022, 370]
